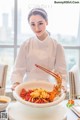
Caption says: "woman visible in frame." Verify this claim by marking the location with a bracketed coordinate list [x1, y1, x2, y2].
[11, 8, 67, 91]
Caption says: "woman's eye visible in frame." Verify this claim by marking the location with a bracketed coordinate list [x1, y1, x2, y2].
[39, 23, 43, 25]
[31, 24, 35, 26]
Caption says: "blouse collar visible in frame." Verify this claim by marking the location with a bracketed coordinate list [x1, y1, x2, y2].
[35, 34, 50, 46]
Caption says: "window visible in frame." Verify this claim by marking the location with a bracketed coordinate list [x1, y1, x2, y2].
[0, 0, 14, 87]
[0, 0, 80, 87]
[0, 0, 14, 45]
[17, 0, 80, 70]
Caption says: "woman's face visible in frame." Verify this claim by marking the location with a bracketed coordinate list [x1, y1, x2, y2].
[29, 15, 48, 37]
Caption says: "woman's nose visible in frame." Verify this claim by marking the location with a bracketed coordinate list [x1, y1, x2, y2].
[35, 25, 39, 31]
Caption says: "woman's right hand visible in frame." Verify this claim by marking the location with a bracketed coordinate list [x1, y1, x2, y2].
[11, 82, 20, 91]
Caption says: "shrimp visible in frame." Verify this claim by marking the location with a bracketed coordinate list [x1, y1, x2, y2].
[35, 64, 62, 102]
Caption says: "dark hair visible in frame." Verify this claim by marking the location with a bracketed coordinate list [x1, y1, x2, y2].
[28, 8, 48, 22]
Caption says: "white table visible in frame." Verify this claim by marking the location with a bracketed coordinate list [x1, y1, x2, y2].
[62, 100, 79, 120]
[6, 100, 80, 120]
[67, 108, 79, 120]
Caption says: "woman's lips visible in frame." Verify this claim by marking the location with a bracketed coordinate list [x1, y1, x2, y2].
[36, 31, 42, 33]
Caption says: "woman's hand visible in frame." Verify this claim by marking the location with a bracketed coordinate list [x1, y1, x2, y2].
[11, 82, 20, 91]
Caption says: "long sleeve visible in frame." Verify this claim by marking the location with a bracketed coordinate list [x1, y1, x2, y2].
[10, 36, 67, 87]
[54, 43, 67, 89]
[10, 41, 28, 84]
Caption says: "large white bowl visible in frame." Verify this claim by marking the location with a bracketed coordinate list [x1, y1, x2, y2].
[13, 81, 66, 108]
[0, 96, 11, 111]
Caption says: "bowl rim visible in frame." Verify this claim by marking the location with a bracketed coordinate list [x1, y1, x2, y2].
[0, 95, 11, 103]
[13, 81, 66, 108]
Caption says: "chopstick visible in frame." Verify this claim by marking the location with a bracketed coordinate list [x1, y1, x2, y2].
[35, 64, 60, 80]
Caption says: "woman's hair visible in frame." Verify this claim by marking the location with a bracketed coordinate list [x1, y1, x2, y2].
[28, 8, 48, 22]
